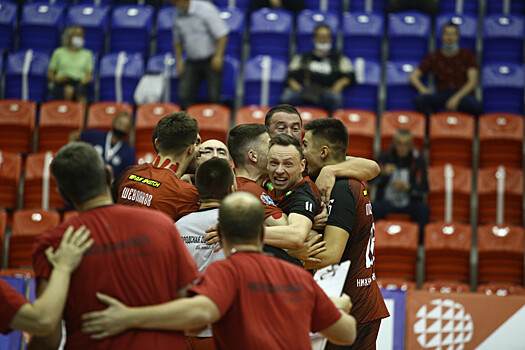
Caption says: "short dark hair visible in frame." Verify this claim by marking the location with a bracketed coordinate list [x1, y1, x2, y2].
[152, 124, 159, 153]
[156, 112, 199, 156]
[52, 142, 107, 204]
[304, 118, 348, 161]
[442, 21, 460, 35]
[269, 133, 304, 159]
[195, 158, 234, 201]
[314, 23, 331, 36]
[219, 192, 265, 244]
[227, 124, 268, 167]
[265, 104, 302, 129]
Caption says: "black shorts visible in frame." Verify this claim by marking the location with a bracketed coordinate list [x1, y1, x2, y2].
[52, 78, 89, 100]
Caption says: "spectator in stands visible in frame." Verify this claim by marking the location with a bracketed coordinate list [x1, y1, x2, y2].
[251, 0, 304, 13]
[171, 0, 229, 109]
[47, 26, 93, 106]
[409, 22, 483, 117]
[373, 129, 429, 242]
[69, 112, 135, 179]
[280, 25, 354, 113]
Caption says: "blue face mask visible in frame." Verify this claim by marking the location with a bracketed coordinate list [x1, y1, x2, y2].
[442, 42, 459, 52]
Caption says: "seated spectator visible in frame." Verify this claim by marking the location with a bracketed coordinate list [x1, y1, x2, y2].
[409, 22, 483, 117]
[280, 24, 354, 113]
[251, 0, 305, 13]
[373, 130, 429, 242]
[47, 26, 94, 106]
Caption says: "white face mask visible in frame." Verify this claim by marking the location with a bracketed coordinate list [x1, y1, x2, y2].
[71, 36, 84, 49]
[314, 42, 332, 53]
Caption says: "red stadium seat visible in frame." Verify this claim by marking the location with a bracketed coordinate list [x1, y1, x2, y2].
[187, 104, 231, 143]
[427, 165, 472, 223]
[429, 111, 475, 167]
[333, 109, 377, 159]
[24, 151, 65, 210]
[234, 106, 269, 125]
[296, 106, 329, 123]
[0, 151, 22, 211]
[135, 103, 181, 154]
[0, 268, 35, 279]
[424, 222, 471, 283]
[421, 280, 471, 294]
[479, 113, 523, 168]
[62, 210, 79, 222]
[380, 111, 425, 151]
[86, 102, 133, 131]
[376, 278, 416, 291]
[38, 101, 85, 152]
[0, 99, 36, 153]
[477, 283, 525, 296]
[0, 209, 6, 268]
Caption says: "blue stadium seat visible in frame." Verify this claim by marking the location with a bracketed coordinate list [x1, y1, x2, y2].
[78, 0, 114, 4]
[20, 3, 65, 54]
[296, 10, 339, 53]
[486, 0, 525, 15]
[243, 55, 287, 107]
[305, 0, 343, 14]
[342, 11, 384, 61]
[66, 5, 110, 55]
[110, 5, 154, 56]
[385, 60, 420, 111]
[156, 6, 174, 54]
[196, 55, 240, 104]
[250, 8, 293, 60]
[213, 0, 250, 12]
[388, 11, 430, 61]
[99, 51, 144, 103]
[349, 0, 387, 13]
[483, 14, 524, 63]
[0, 1, 18, 52]
[440, 0, 478, 15]
[219, 7, 246, 59]
[483, 62, 525, 115]
[146, 52, 178, 103]
[0, 277, 26, 350]
[436, 14, 477, 53]
[5, 50, 50, 103]
[344, 58, 381, 111]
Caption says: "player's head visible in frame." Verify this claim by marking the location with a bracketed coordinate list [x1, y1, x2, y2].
[196, 139, 230, 168]
[303, 118, 348, 177]
[441, 22, 460, 48]
[267, 134, 305, 194]
[111, 112, 132, 141]
[195, 158, 235, 201]
[155, 112, 199, 159]
[219, 192, 265, 246]
[52, 142, 109, 206]
[265, 104, 303, 142]
[228, 123, 270, 171]
[392, 129, 413, 158]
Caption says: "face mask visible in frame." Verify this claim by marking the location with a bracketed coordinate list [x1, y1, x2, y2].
[442, 42, 458, 52]
[71, 36, 84, 49]
[112, 127, 127, 140]
[314, 42, 332, 52]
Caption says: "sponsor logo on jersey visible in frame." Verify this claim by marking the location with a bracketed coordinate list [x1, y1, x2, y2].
[363, 189, 368, 197]
[128, 174, 162, 188]
[260, 193, 277, 207]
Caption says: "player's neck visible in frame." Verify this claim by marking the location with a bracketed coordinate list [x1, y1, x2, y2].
[235, 166, 265, 186]
[76, 192, 114, 213]
[154, 154, 188, 178]
[199, 199, 221, 210]
[225, 243, 262, 257]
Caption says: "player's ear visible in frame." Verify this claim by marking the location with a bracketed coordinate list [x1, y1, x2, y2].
[321, 145, 329, 160]
[300, 158, 306, 172]
[247, 149, 257, 163]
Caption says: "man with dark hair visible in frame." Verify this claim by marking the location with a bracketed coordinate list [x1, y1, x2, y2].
[113, 112, 200, 221]
[82, 192, 357, 350]
[30, 142, 201, 350]
[302, 118, 389, 350]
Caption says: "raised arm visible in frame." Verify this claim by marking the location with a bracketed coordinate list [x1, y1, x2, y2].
[263, 213, 312, 250]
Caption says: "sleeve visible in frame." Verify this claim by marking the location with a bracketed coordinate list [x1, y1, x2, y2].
[172, 20, 181, 46]
[326, 180, 356, 234]
[309, 280, 342, 333]
[170, 224, 202, 288]
[32, 228, 63, 282]
[204, 4, 229, 40]
[337, 55, 355, 82]
[418, 52, 433, 75]
[409, 155, 429, 199]
[465, 50, 478, 69]
[86, 50, 94, 73]
[239, 182, 283, 219]
[288, 183, 319, 222]
[0, 280, 29, 334]
[48, 48, 59, 72]
[287, 54, 304, 82]
[175, 185, 200, 219]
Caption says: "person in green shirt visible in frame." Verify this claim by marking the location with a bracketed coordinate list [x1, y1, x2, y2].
[47, 26, 94, 105]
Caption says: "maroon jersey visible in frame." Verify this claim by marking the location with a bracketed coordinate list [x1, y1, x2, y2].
[0, 279, 29, 334]
[236, 177, 283, 219]
[266, 177, 322, 222]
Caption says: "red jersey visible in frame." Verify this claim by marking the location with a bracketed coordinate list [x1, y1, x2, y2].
[266, 177, 322, 222]
[32, 205, 201, 350]
[0, 279, 29, 334]
[326, 178, 389, 324]
[419, 48, 478, 91]
[189, 252, 341, 350]
[236, 177, 283, 219]
[114, 162, 199, 221]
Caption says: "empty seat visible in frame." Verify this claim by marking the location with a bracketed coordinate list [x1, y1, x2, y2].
[479, 113, 523, 168]
[213, 0, 250, 11]
[429, 112, 475, 167]
[0, 100, 36, 154]
[385, 60, 420, 110]
[0, 1, 17, 52]
[243, 55, 287, 107]
[344, 58, 381, 111]
[20, 3, 65, 54]
[421, 281, 471, 293]
[146, 52, 179, 103]
[24, 151, 65, 210]
[297, 106, 329, 125]
[342, 12, 384, 61]
[250, 8, 293, 60]
[305, 0, 343, 12]
[156, 6, 175, 54]
[296, 10, 339, 53]
[478, 283, 525, 296]
[483, 14, 524, 63]
[5, 50, 50, 103]
[86, 102, 133, 131]
[388, 11, 431, 61]
[0, 209, 6, 264]
[38, 101, 85, 152]
[482, 62, 525, 114]
[380, 110, 425, 151]
[376, 278, 416, 291]
[486, 0, 525, 15]
[333, 109, 376, 158]
[349, 0, 387, 13]
[219, 7, 246, 59]
[66, 4, 110, 55]
[234, 106, 269, 125]
[78, 0, 115, 4]
[440, 0, 478, 15]
[135, 102, 181, 153]
[436, 14, 477, 53]
[186, 104, 231, 143]
[99, 52, 144, 103]
[0, 151, 22, 211]
[110, 5, 154, 56]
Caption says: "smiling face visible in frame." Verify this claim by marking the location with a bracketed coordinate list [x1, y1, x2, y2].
[267, 112, 303, 142]
[267, 144, 305, 195]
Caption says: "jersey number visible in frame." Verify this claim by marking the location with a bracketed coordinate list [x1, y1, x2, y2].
[365, 223, 376, 269]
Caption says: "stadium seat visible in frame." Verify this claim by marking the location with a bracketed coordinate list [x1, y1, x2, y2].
[440, 0, 478, 15]
[213, 0, 250, 11]
[78, 0, 114, 4]
[424, 222, 471, 282]
[385, 60, 420, 110]
[332, 109, 376, 158]
[135, 102, 181, 153]
[482, 62, 525, 115]
[156, 5, 174, 54]
[427, 165, 472, 223]
[296, 10, 339, 53]
[86, 102, 133, 131]
[429, 111, 475, 167]
[146, 52, 179, 103]
[110, 5, 154, 56]
[62, 210, 79, 222]
[374, 221, 419, 281]
[380, 110, 425, 151]
[421, 280, 471, 293]
[0, 151, 22, 211]
[99, 51, 144, 103]
[479, 113, 523, 168]
[342, 12, 384, 61]
[0, 209, 6, 266]
[9, 209, 60, 267]
[219, 7, 246, 59]
[486, 0, 525, 15]
[24, 151, 65, 210]
[5, 50, 50, 103]
[477, 166, 523, 225]
[477, 224, 524, 285]
[376, 278, 416, 291]
[0, 100, 36, 154]
[66, 4, 110, 55]
[249, 8, 293, 60]
[436, 14, 477, 53]
[136, 151, 155, 165]
[296, 106, 329, 124]
[344, 58, 381, 111]
[349, 0, 387, 13]
[19, 2, 65, 54]
[483, 14, 524, 63]
[478, 283, 525, 296]
[186, 104, 231, 143]
[388, 11, 431, 61]
[234, 106, 269, 125]
[38, 101, 85, 152]
[196, 55, 240, 104]
[243, 55, 287, 107]
[0, 1, 17, 52]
